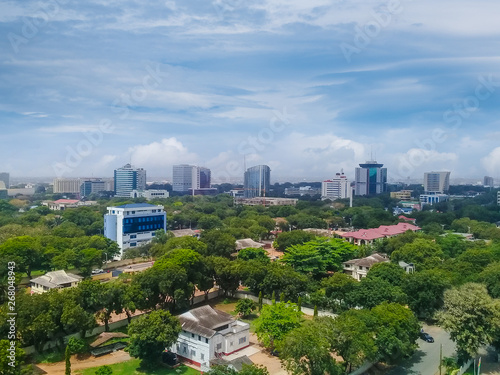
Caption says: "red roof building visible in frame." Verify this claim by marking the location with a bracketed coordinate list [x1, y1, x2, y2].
[340, 222, 420, 245]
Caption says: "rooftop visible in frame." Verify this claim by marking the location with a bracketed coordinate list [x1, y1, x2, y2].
[114, 203, 161, 209]
[31, 270, 83, 289]
[344, 253, 389, 268]
[179, 305, 235, 338]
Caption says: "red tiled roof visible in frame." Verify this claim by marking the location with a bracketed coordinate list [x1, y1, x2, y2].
[340, 222, 420, 241]
[53, 199, 79, 204]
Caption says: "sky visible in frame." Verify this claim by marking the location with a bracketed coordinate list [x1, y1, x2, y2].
[2, 0, 500, 183]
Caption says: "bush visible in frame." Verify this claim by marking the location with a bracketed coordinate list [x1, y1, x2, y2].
[67, 337, 88, 355]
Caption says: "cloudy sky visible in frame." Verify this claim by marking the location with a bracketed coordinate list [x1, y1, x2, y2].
[2, 0, 500, 183]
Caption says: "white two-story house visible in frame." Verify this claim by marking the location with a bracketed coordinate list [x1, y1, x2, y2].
[172, 305, 250, 371]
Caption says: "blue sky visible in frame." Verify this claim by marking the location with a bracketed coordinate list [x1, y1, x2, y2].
[2, 0, 500, 183]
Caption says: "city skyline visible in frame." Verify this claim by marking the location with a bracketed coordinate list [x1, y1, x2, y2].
[2, 1, 500, 180]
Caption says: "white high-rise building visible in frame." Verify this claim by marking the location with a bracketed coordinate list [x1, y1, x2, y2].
[423, 172, 450, 194]
[322, 171, 351, 200]
[114, 164, 146, 197]
[172, 165, 211, 192]
[104, 203, 166, 259]
[354, 161, 387, 196]
[0, 172, 9, 189]
[53, 178, 81, 194]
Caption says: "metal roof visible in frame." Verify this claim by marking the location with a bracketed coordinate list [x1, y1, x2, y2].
[179, 305, 234, 338]
[30, 270, 83, 289]
[115, 203, 160, 209]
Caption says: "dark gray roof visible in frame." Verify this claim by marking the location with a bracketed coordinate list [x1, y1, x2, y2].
[343, 253, 389, 268]
[179, 305, 234, 338]
[211, 356, 254, 371]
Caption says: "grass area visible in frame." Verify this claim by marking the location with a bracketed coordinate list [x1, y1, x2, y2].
[76, 359, 200, 375]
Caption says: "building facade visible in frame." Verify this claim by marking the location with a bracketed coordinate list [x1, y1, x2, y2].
[0, 172, 9, 189]
[130, 189, 170, 200]
[80, 180, 106, 198]
[173, 165, 212, 192]
[354, 161, 387, 196]
[244, 165, 271, 198]
[30, 270, 82, 294]
[104, 203, 166, 258]
[423, 171, 450, 193]
[484, 176, 494, 187]
[53, 178, 81, 194]
[114, 164, 146, 197]
[322, 171, 350, 200]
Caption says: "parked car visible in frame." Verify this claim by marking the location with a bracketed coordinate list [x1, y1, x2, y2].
[420, 332, 434, 343]
[91, 269, 104, 275]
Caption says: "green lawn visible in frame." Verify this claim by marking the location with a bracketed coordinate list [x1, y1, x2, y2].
[76, 359, 200, 375]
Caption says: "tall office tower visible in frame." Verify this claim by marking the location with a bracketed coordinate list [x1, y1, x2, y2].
[198, 167, 211, 188]
[0, 173, 9, 189]
[244, 165, 271, 198]
[53, 178, 81, 194]
[114, 164, 146, 197]
[354, 160, 387, 196]
[484, 176, 494, 187]
[80, 180, 106, 198]
[423, 171, 450, 193]
[322, 171, 351, 200]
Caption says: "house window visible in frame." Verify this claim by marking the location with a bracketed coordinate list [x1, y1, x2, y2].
[176, 344, 180, 351]
[201, 353, 204, 360]
[183, 346, 187, 354]
[205, 338, 209, 344]
[130, 243, 136, 247]
[239, 337, 246, 344]
[216, 343, 222, 350]
[191, 350, 196, 357]
[191, 333, 195, 338]
[130, 235, 136, 239]
[198, 335, 201, 341]
[230, 342, 233, 347]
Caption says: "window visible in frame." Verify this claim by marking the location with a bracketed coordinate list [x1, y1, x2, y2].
[132, 211, 135, 214]
[183, 346, 187, 354]
[198, 335, 201, 341]
[191, 333, 195, 338]
[216, 343, 222, 350]
[152, 232, 156, 236]
[205, 338, 209, 344]
[201, 353, 204, 360]
[176, 344, 180, 351]
[239, 337, 246, 344]
[130, 243, 136, 247]
[230, 341, 233, 347]
[191, 350, 196, 357]
[130, 234, 136, 239]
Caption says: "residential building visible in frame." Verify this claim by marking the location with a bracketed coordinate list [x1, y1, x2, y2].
[173, 165, 212, 192]
[30, 270, 83, 294]
[322, 171, 350, 200]
[0, 172, 9, 188]
[390, 190, 413, 201]
[234, 197, 297, 206]
[343, 253, 389, 280]
[340, 222, 420, 246]
[398, 261, 415, 273]
[53, 178, 81, 194]
[172, 305, 250, 371]
[104, 203, 166, 258]
[285, 186, 321, 196]
[114, 164, 146, 197]
[419, 193, 449, 206]
[423, 171, 450, 193]
[43, 199, 80, 210]
[130, 189, 170, 200]
[484, 176, 494, 187]
[354, 160, 387, 196]
[235, 238, 265, 251]
[244, 165, 271, 198]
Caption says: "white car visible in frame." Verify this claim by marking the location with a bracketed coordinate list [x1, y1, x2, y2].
[91, 269, 104, 274]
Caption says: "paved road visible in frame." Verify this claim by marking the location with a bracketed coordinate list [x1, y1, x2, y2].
[386, 324, 455, 375]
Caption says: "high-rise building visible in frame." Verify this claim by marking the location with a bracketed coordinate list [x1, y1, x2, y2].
[0, 173, 10, 189]
[114, 164, 146, 197]
[354, 161, 387, 196]
[322, 171, 351, 200]
[484, 176, 494, 187]
[104, 203, 166, 259]
[53, 178, 81, 194]
[244, 165, 271, 198]
[423, 171, 450, 194]
[172, 165, 211, 192]
[80, 180, 106, 198]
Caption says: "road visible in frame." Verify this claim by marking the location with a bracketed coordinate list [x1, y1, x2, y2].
[386, 324, 455, 375]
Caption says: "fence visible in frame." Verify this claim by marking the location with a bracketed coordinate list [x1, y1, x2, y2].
[456, 358, 473, 375]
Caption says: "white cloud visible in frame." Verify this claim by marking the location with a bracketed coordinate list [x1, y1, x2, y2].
[391, 148, 458, 180]
[481, 147, 500, 177]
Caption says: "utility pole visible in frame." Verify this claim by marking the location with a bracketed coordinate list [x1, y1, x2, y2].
[439, 344, 442, 375]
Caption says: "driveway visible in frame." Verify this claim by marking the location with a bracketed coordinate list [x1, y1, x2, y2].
[386, 324, 455, 375]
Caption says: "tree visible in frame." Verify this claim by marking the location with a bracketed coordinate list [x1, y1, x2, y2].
[65, 345, 71, 375]
[478, 262, 500, 298]
[322, 273, 357, 311]
[0, 236, 42, 278]
[255, 302, 303, 350]
[280, 318, 342, 375]
[95, 365, 113, 375]
[347, 277, 407, 309]
[235, 298, 257, 318]
[67, 337, 87, 355]
[437, 283, 500, 362]
[403, 269, 451, 319]
[0, 339, 27, 375]
[391, 238, 444, 270]
[128, 310, 181, 367]
[273, 231, 315, 252]
[371, 302, 421, 364]
[238, 247, 270, 262]
[201, 230, 236, 258]
[206, 365, 269, 375]
[367, 262, 406, 287]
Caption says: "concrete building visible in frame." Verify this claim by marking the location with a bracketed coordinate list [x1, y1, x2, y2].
[354, 160, 387, 196]
[484, 176, 494, 187]
[419, 193, 449, 206]
[172, 305, 250, 371]
[114, 164, 146, 198]
[243, 165, 271, 198]
[390, 190, 413, 201]
[104, 203, 166, 258]
[424, 171, 450, 193]
[80, 180, 106, 198]
[130, 189, 170, 200]
[322, 171, 350, 200]
[0, 172, 9, 188]
[0, 181, 7, 200]
[234, 197, 297, 206]
[30, 270, 82, 294]
[285, 186, 321, 196]
[343, 253, 389, 280]
[173, 165, 212, 192]
[53, 178, 81, 194]
[340, 222, 420, 246]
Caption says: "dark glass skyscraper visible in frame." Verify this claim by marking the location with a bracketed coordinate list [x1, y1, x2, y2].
[244, 165, 271, 198]
[354, 161, 387, 196]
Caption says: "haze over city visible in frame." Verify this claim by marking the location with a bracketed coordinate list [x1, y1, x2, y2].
[2, 0, 500, 182]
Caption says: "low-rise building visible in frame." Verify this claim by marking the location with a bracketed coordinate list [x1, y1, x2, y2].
[235, 238, 265, 251]
[30, 270, 83, 294]
[340, 222, 420, 246]
[234, 197, 298, 206]
[343, 253, 389, 280]
[172, 306, 250, 371]
[390, 190, 413, 201]
[43, 199, 80, 210]
[130, 189, 170, 200]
